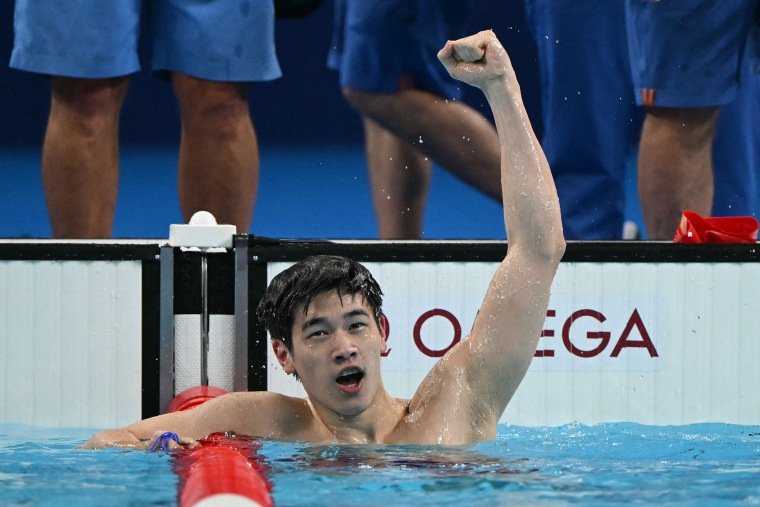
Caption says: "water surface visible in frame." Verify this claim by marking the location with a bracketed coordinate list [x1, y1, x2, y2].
[1, 422, 758, 506]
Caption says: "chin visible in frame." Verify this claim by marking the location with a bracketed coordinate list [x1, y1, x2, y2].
[335, 399, 371, 418]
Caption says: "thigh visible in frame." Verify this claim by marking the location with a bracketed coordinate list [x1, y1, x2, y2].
[150, 0, 281, 82]
[626, 0, 758, 107]
[10, 0, 142, 78]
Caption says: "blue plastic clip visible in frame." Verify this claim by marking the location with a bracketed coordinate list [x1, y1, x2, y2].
[149, 431, 179, 451]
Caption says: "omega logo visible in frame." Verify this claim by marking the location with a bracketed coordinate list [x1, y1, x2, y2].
[383, 307, 657, 359]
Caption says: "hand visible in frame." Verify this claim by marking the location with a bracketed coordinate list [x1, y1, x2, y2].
[145, 430, 197, 452]
[437, 30, 514, 90]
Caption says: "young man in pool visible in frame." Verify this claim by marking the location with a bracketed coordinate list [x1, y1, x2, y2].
[83, 30, 565, 449]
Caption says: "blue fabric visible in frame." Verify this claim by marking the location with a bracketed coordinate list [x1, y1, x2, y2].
[625, 0, 758, 107]
[525, 0, 641, 239]
[10, 0, 281, 82]
[328, 0, 473, 99]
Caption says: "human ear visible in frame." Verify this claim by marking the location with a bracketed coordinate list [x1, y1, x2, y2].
[272, 339, 296, 374]
[378, 314, 390, 353]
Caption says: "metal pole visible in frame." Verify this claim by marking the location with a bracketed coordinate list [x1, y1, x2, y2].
[200, 253, 209, 387]
[159, 246, 175, 414]
[233, 236, 249, 392]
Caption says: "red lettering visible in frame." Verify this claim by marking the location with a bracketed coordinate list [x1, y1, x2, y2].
[562, 309, 610, 358]
[413, 309, 462, 358]
[402, 306, 656, 361]
[535, 309, 556, 357]
[610, 309, 658, 357]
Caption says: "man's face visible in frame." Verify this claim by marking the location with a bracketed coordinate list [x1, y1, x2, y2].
[274, 290, 388, 417]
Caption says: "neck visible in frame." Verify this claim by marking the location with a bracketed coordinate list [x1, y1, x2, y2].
[311, 391, 406, 444]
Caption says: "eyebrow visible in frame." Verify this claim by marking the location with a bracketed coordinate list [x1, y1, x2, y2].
[301, 309, 371, 331]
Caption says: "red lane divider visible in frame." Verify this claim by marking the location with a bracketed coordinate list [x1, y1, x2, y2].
[168, 385, 229, 413]
[168, 387, 274, 507]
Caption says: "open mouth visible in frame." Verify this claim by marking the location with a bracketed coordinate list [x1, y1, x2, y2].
[336, 369, 365, 390]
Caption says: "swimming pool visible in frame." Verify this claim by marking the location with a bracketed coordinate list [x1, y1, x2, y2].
[2, 422, 758, 506]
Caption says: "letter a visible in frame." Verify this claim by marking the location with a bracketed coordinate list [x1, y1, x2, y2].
[610, 309, 658, 357]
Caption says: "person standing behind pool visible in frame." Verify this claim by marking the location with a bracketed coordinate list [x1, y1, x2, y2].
[10, 0, 281, 238]
[524, 0, 760, 240]
[82, 30, 566, 449]
[627, 0, 760, 239]
[328, 0, 503, 239]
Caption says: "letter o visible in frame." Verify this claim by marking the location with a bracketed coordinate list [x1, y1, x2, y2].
[413, 309, 462, 358]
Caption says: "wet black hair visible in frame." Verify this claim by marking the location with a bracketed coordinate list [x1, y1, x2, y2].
[256, 255, 384, 351]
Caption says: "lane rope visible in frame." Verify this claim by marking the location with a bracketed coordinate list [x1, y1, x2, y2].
[168, 386, 273, 507]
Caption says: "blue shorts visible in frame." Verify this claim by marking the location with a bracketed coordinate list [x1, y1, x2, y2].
[327, 0, 473, 99]
[626, 0, 759, 107]
[10, 0, 281, 82]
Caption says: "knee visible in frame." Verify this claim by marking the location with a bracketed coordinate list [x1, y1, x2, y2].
[342, 86, 395, 119]
[175, 76, 250, 138]
[50, 77, 128, 130]
[341, 86, 367, 111]
[646, 106, 720, 149]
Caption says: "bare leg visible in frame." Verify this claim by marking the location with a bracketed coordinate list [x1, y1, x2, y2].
[638, 106, 719, 239]
[43, 76, 129, 238]
[363, 118, 432, 238]
[173, 73, 258, 232]
[343, 87, 502, 203]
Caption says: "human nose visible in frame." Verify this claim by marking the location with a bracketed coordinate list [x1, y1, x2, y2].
[332, 331, 358, 363]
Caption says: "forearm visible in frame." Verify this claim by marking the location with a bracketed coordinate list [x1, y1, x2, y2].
[484, 78, 564, 259]
[80, 428, 143, 450]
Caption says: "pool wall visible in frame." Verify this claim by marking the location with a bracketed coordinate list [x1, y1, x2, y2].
[1, 238, 758, 428]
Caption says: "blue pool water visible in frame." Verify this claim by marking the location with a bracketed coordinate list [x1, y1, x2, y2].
[1, 422, 759, 506]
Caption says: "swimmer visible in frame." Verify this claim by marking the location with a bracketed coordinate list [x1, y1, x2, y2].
[82, 30, 565, 449]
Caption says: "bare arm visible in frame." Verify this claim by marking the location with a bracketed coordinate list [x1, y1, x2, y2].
[81, 391, 310, 449]
[80, 412, 190, 450]
[429, 31, 565, 424]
